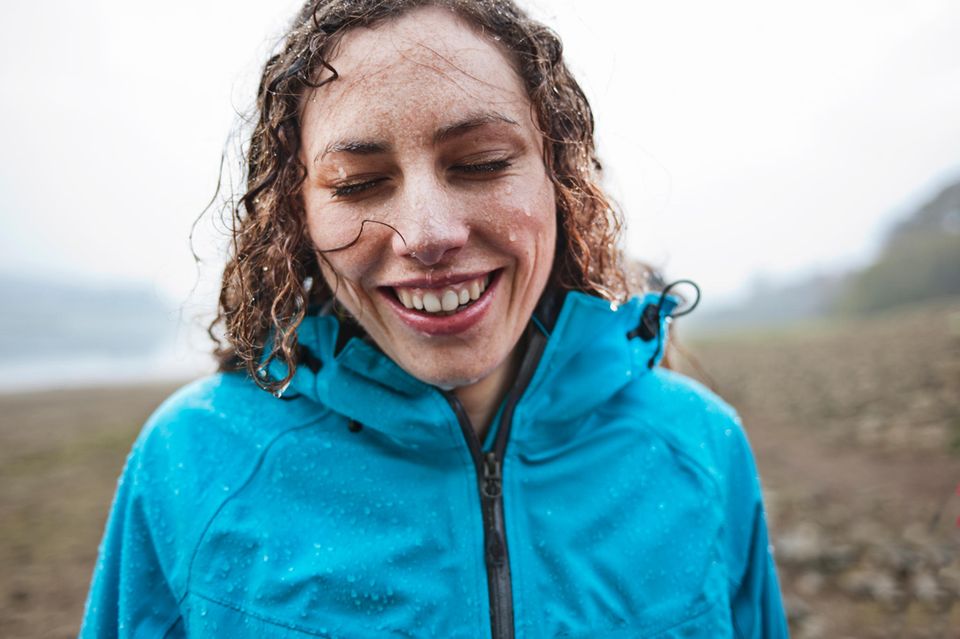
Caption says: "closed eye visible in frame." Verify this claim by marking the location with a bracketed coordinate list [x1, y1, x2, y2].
[329, 159, 512, 198]
[331, 178, 386, 199]
[452, 159, 512, 175]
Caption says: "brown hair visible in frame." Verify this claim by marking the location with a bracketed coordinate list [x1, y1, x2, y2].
[210, 0, 629, 392]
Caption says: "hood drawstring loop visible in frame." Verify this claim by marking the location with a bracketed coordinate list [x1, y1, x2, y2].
[627, 279, 701, 369]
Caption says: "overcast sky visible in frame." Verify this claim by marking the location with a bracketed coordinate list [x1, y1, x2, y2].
[3, 0, 959, 314]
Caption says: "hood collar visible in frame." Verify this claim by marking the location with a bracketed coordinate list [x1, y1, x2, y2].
[266, 289, 679, 447]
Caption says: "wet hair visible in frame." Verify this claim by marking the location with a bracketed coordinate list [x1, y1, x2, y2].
[210, 0, 630, 391]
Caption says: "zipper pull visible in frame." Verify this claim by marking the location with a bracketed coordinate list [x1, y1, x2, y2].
[482, 451, 502, 499]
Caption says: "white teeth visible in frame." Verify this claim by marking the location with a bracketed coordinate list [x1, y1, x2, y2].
[422, 292, 442, 313]
[394, 274, 493, 315]
[441, 290, 459, 312]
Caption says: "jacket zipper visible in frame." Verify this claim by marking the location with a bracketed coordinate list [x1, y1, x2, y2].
[444, 328, 548, 639]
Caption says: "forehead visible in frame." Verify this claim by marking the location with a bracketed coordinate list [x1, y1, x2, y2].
[301, 7, 533, 141]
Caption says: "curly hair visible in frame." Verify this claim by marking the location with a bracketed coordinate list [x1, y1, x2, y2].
[211, 0, 629, 392]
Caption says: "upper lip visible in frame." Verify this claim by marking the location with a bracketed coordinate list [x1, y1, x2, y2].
[380, 269, 497, 289]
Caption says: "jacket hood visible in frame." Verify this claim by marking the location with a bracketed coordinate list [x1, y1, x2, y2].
[265, 289, 679, 447]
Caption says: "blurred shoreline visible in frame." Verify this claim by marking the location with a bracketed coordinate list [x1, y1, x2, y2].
[0, 352, 211, 396]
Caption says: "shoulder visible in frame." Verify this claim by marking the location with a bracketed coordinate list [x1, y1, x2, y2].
[116, 373, 335, 593]
[616, 367, 759, 499]
[132, 371, 329, 471]
[125, 371, 334, 506]
[619, 366, 741, 439]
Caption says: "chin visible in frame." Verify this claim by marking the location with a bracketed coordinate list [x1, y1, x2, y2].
[400, 359, 495, 392]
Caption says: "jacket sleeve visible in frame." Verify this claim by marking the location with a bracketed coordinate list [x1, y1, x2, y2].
[723, 418, 790, 638]
[79, 443, 185, 639]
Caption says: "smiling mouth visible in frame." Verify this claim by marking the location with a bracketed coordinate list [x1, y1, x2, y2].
[390, 273, 493, 316]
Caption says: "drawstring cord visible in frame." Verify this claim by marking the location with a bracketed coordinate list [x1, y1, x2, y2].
[627, 279, 701, 369]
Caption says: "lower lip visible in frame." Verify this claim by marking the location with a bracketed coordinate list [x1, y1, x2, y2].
[380, 272, 500, 336]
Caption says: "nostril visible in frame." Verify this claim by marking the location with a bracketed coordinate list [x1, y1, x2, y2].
[406, 245, 461, 266]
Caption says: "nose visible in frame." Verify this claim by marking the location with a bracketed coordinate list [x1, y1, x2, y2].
[392, 178, 469, 266]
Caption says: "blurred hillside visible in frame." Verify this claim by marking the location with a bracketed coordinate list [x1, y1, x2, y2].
[838, 179, 960, 314]
[686, 175, 960, 334]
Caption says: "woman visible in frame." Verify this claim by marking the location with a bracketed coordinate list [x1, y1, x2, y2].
[82, 1, 789, 637]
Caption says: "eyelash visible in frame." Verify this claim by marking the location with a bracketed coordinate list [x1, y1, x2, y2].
[330, 160, 513, 199]
[455, 159, 512, 174]
[331, 180, 384, 198]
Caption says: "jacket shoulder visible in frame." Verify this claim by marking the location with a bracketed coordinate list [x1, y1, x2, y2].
[624, 367, 742, 439]
[618, 368, 758, 498]
[136, 372, 329, 459]
[122, 372, 331, 594]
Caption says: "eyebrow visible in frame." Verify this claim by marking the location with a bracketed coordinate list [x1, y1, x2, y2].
[433, 111, 520, 144]
[317, 139, 390, 164]
[314, 111, 520, 165]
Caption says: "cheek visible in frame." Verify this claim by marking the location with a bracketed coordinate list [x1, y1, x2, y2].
[495, 178, 557, 258]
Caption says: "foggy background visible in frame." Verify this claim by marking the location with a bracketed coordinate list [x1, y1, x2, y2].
[2, 0, 959, 390]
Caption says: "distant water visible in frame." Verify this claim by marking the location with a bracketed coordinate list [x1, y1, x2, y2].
[0, 342, 214, 394]
[0, 273, 217, 393]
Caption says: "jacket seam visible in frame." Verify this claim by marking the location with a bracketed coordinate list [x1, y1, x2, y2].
[188, 589, 335, 637]
[553, 598, 719, 638]
[643, 598, 718, 638]
[727, 499, 764, 639]
[639, 423, 724, 502]
[160, 614, 184, 638]
[629, 387, 726, 501]
[178, 413, 330, 606]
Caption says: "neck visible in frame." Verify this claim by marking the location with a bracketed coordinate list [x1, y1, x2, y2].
[454, 342, 523, 442]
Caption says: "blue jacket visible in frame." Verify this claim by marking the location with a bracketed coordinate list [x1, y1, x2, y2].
[81, 290, 789, 638]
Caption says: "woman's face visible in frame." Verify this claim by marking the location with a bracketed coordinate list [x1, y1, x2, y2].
[300, 6, 556, 389]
